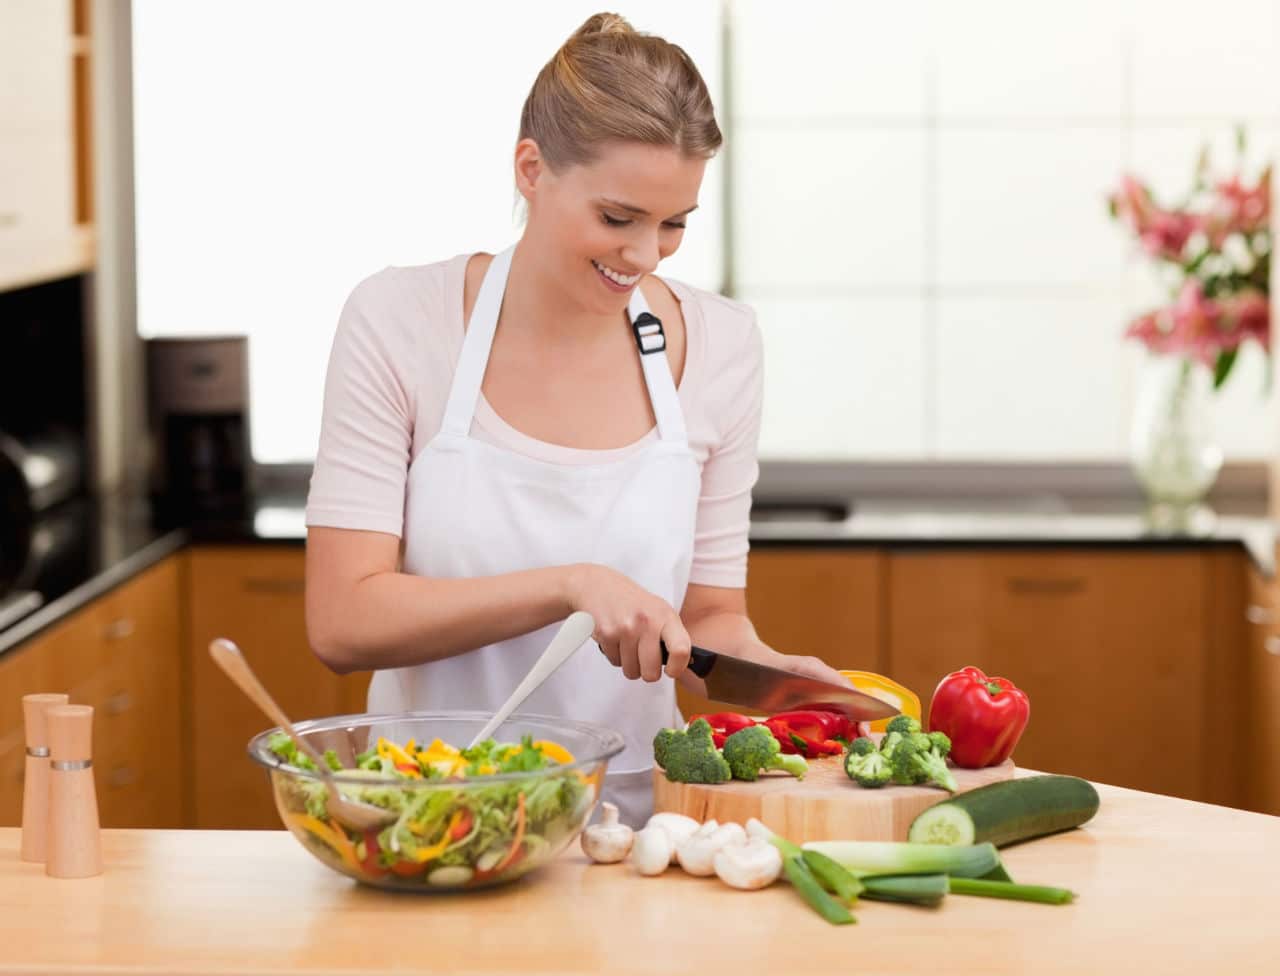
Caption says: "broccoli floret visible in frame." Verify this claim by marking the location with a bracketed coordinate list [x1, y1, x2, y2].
[880, 730, 905, 755]
[887, 737, 924, 785]
[846, 736, 878, 757]
[844, 748, 892, 788]
[653, 728, 680, 770]
[723, 725, 808, 782]
[653, 718, 731, 784]
[927, 731, 952, 759]
[908, 731, 935, 753]
[910, 742, 958, 792]
[884, 714, 922, 736]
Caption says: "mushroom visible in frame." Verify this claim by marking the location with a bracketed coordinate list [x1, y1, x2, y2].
[676, 821, 747, 877]
[714, 838, 784, 890]
[745, 817, 775, 843]
[644, 812, 700, 863]
[580, 802, 634, 864]
[630, 827, 674, 876]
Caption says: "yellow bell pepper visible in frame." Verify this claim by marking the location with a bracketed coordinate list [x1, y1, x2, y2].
[530, 739, 575, 765]
[411, 809, 467, 863]
[839, 670, 922, 733]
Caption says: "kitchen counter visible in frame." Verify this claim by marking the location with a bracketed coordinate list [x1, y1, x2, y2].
[3, 778, 1278, 974]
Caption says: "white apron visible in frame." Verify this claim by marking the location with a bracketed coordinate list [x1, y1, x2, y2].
[367, 244, 701, 827]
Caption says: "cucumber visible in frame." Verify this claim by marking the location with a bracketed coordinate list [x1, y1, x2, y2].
[907, 774, 1100, 848]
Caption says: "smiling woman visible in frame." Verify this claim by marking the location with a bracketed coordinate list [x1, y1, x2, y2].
[303, 12, 848, 827]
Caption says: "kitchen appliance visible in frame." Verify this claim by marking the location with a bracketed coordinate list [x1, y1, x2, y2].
[662, 644, 900, 721]
[146, 337, 252, 524]
[0, 427, 86, 625]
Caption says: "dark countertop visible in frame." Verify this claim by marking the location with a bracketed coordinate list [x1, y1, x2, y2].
[1, 490, 1275, 657]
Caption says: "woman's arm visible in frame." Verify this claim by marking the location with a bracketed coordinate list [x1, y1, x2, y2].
[306, 526, 695, 677]
[676, 583, 848, 697]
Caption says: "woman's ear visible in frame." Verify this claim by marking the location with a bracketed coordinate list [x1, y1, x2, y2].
[514, 138, 544, 203]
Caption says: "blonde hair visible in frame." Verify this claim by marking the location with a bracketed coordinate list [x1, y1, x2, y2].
[519, 12, 722, 169]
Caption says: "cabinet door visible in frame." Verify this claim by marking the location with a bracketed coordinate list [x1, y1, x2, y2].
[187, 546, 371, 829]
[0, 592, 115, 826]
[676, 548, 884, 719]
[887, 550, 1208, 799]
[1245, 565, 1280, 815]
[90, 557, 184, 828]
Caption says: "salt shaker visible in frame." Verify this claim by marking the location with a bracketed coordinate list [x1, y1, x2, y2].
[20, 693, 69, 863]
[45, 704, 102, 879]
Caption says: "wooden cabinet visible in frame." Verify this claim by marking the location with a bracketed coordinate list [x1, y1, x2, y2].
[1245, 563, 1280, 815]
[186, 546, 371, 829]
[676, 548, 885, 718]
[0, 556, 183, 828]
[0, 0, 96, 291]
[885, 549, 1233, 802]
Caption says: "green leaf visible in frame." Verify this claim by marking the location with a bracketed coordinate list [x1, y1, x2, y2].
[1213, 347, 1239, 390]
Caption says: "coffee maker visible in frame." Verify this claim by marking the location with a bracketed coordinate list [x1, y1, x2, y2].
[146, 337, 252, 525]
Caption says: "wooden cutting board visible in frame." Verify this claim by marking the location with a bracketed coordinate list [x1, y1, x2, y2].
[652, 755, 1015, 843]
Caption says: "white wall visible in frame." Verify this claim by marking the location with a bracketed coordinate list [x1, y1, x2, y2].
[732, 0, 1280, 462]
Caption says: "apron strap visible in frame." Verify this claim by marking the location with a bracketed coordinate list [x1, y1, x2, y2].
[441, 244, 688, 446]
[628, 286, 688, 445]
[440, 245, 515, 437]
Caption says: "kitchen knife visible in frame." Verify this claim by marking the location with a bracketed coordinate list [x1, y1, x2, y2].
[659, 643, 899, 721]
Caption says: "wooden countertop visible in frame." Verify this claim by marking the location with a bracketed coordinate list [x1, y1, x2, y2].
[3, 780, 1278, 975]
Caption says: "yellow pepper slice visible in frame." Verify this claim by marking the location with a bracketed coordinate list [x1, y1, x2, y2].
[412, 809, 467, 863]
[839, 670, 922, 733]
[287, 813, 361, 872]
[530, 739, 575, 765]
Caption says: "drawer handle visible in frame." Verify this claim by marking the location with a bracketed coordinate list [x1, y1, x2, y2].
[103, 618, 136, 640]
[1266, 636, 1280, 657]
[242, 578, 305, 594]
[107, 764, 137, 789]
[105, 691, 134, 715]
[1006, 577, 1085, 596]
[1247, 604, 1275, 625]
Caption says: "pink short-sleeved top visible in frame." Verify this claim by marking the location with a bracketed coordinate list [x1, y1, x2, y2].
[305, 252, 764, 589]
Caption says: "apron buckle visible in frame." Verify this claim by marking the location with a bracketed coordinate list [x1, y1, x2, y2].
[632, 312, 666, 355]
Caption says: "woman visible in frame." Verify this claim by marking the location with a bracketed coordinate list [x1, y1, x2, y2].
[304, 12, 846, 826]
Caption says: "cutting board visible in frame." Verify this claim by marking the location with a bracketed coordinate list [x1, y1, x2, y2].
[652, 754, 1015, 843]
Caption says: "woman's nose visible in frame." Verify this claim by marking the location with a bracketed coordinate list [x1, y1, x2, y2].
[621, 233, 660, 275]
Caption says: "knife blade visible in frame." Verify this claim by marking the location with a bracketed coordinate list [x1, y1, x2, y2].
[659, 643, 899, 721]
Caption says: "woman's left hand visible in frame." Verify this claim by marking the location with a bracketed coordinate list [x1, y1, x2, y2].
[736, 644, 849, 688]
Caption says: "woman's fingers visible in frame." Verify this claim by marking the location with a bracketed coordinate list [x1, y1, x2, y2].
[785, 654, 847, 687]
[637, 626, 664, 683]
[658, 615, 692, 680]
[618, 633, 642, 681]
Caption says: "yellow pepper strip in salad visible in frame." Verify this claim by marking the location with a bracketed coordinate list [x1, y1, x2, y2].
[411, 809, 468, 864]
[288, 813, 361, 872]
[377, 737, 423, 777]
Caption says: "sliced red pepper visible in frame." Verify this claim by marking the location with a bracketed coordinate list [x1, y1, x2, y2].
[389, 858, 425, 878]
[689, 712, 759, 749]
[762, 718, 843, 758]
[766, 710, 855, 744]
[449, 808, 475, 841]
[359, 829, 390, 878]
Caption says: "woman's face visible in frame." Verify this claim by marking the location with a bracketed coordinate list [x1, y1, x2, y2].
[516, 140, 707, 315]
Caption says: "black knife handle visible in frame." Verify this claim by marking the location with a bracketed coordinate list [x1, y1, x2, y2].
[659, 642, 717, 679]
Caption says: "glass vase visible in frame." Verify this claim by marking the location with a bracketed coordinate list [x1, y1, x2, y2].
[1129, 355, 1223, 522]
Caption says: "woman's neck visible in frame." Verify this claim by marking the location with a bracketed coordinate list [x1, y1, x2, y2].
[502, 238, 628, 347]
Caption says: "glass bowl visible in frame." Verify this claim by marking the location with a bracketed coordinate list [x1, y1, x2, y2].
[247, 710, 624, 892]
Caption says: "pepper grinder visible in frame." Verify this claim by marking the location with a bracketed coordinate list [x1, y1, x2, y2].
[45, 704, 102, 879]
[20, 693, 69, 863]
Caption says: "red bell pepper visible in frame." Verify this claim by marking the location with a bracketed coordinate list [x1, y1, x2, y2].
[928, 666, 1031, 768]
[689, 712, 758, 748]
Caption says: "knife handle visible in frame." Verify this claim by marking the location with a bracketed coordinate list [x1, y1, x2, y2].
[659, 642, 717, 679]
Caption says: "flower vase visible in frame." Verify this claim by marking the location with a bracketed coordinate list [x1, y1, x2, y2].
[1129, 355, 1223, 522]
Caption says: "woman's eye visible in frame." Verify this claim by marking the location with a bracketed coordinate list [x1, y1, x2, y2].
[602, 213, 630, 227]
[664, 222, 686, 230]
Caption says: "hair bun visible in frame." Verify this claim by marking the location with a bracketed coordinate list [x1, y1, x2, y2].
[570, 12, 634, 42]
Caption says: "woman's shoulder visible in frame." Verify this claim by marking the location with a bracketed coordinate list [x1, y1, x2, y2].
[661, 277, 762, 368]
[343, 254, 467, 317]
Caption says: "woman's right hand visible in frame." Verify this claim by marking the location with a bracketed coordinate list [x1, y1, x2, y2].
[563, 563, 692, 683]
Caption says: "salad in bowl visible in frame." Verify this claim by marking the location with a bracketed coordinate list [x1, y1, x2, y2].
[248, 711, 624, 891]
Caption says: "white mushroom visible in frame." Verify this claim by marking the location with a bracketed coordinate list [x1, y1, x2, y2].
[580, 802, 634, 864]
[714, 838, 784, 890]
[676, 820, 746, 877]
[630, 827, 674, 876]
[745, 818, 776, 843]
[644, 812, 701, 863]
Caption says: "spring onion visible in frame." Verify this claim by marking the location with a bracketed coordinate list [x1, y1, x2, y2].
[948, 876, 1076, 904]
[800, 840, 999, 879]
[859, 873, 949, 906]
